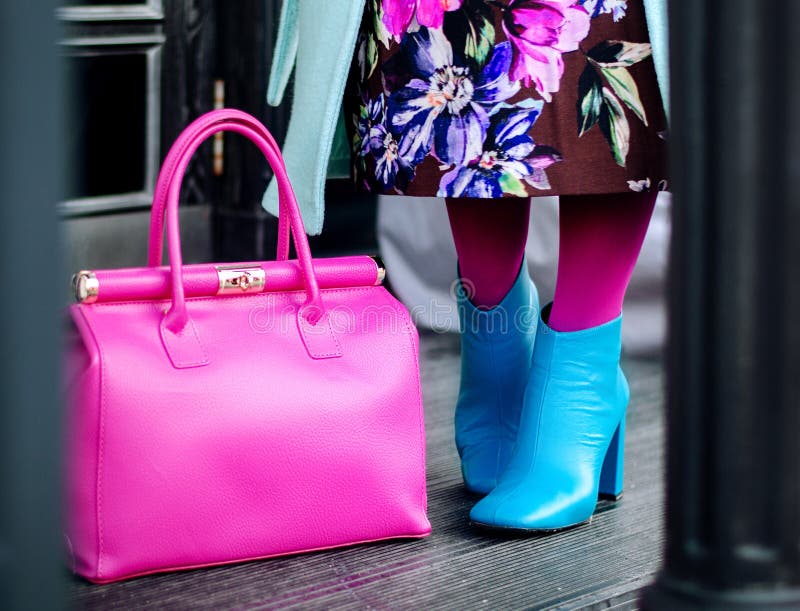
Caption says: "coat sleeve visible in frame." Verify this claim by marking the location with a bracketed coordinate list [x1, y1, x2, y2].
[643, 0, 670, 120]
[263, 0, 366, 236]
[267, 0, 299, 107]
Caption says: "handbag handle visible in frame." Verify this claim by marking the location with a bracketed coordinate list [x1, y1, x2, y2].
[160, 110, 325, 344]
[147, 110, 291, 267]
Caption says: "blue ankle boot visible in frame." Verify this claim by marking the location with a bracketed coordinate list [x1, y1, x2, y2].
[469, 305, 629, 530]
[454, 262, 539, 495]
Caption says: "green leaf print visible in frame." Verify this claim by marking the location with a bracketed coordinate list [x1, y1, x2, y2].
[577, 63, 603, 137]
[599, 86, 631, 166]
[365, 34, 379, 79]
[577, 39, 651, 165]
[499, 172, 530, 197]
[443, 0, 495, 64]
[601, 66, 648, 126]
[464, 12, 494, 63]
[372, 0, 390, 49]
[358, 0, 390, 80]
[587, 40, 652, 68]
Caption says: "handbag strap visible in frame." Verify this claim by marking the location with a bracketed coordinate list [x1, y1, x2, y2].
[148, 110, 291, 267]
[159, 111, 326, 355]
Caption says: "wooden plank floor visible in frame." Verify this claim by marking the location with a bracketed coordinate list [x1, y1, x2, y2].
[69, 331, 666, 610]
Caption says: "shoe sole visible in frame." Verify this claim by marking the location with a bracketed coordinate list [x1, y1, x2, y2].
[468, 493, 622, 534]
[469, 518, 590, 536]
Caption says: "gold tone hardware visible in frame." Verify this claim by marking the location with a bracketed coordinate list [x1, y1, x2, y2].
[72, 270, 99, 304]
[216, 265, 266, 295]
[370, 255, 386, 286]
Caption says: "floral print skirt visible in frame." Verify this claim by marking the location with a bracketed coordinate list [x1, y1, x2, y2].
[343, 0, 668, 199]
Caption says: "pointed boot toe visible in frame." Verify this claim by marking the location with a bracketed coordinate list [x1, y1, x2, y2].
[470, 305, 629, 531]
[470, 471, 599, 532]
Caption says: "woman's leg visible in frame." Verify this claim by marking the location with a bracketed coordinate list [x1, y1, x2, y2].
[470, 190, 659, 529]
[446, 197, 531, 309]
[549, 192, 658, 332]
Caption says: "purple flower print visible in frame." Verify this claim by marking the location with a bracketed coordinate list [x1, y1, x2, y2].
[382, 0, 464, 39]
[369, 116, 418, 190]
[353, 93, 418, 191]
[580, 0, 627, 21]
[387, 27, 520, 166]
[502, 0, 591, 101]
[437, 100, 562, 197]
[353, 95, 386, 158]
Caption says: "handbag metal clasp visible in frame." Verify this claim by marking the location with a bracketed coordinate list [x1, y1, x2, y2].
[73, 270, 99, 304]
[216, 265, 266, 295]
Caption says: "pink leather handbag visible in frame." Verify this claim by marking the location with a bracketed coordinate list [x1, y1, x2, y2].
[64, 109, 431, 583]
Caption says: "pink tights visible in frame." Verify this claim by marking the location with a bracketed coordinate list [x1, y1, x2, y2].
[445, 192, 658, 331]
[446, 198, 530, 309]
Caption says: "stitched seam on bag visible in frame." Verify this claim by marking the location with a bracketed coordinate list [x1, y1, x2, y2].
[161, 318, 209, 367]
[394, 300, 427, 514]
[323, 317, 341, 357]
[300, 313, 342, 358]
[78, 307, 105, 579]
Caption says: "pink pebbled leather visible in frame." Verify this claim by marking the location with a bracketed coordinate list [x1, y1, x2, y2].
[65, 110, 430, 583]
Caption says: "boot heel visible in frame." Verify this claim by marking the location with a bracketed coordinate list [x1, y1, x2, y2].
[598, 417, 625, 501]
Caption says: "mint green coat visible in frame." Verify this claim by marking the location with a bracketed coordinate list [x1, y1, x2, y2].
[264, 1, 669, 235]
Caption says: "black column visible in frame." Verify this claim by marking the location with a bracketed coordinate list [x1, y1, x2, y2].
[0, 2, 65, 609]
[643, 1, 800, 609]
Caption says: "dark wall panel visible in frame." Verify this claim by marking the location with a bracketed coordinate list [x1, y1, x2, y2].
[0, 2, 65, 609]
